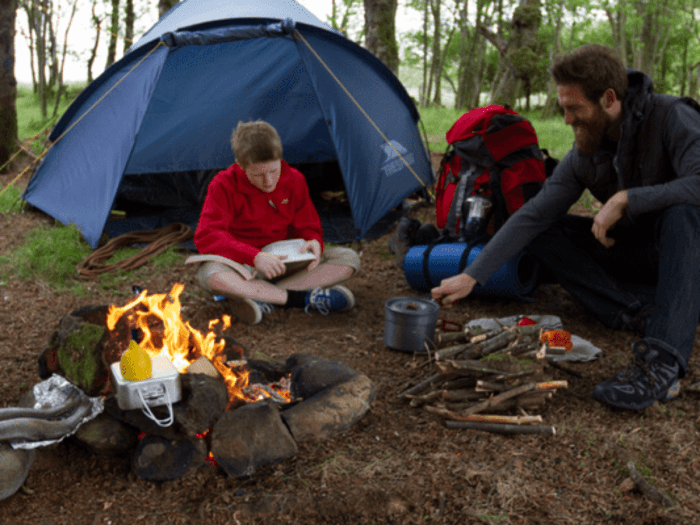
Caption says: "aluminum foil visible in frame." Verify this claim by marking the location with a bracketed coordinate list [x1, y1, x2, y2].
[10, 375, 104, 450]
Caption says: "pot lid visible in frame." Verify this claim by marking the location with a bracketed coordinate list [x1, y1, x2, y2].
[385, 297, 440, 315]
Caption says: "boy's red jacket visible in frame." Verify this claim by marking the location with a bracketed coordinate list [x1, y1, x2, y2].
[195, 161, 324, 266]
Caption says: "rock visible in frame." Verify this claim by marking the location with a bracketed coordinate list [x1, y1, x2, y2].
[73, 412, 140, 455]
[0, 444, 35, 501]
[210, 399, 297, 478]
[285, 354, 359, 400]
[132, 433, 207, 481]
[104, 372, 228, 438]
[173, 373, 228, 436]
[281, 373, 377, 443]
[104, 397, 182, 440]
[186, 356, 221, 378]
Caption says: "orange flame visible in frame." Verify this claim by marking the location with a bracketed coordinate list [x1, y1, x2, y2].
[107, 283, 248, 403]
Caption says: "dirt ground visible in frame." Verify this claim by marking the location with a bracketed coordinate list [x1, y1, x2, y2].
[1, 167, 700, 525]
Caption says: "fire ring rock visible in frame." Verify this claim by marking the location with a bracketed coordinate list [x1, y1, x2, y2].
[173, 373, 228, 436]
[73, 412, 140, 455]
[281, 373, 377, 443]
[285, 353, 359, 400]
[210, 399, 298, 478]
[132, 433, 207, 481]
[0, 444, 35, 501]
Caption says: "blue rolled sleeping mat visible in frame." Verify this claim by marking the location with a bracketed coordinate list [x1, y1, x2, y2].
[403, 243, 539, 301]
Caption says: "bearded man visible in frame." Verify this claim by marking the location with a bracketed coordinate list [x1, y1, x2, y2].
[431, 44, 700, 411]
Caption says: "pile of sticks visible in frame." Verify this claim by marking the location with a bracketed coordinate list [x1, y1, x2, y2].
[398, 322, 568, 435]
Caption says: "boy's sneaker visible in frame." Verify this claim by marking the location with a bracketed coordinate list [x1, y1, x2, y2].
[305, 286, 355, 315]
[591, 340, 679, 410]
[228, 297, 274, 325]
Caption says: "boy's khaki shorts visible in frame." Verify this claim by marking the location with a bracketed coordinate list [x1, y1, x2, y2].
[195, 246, 361, 293]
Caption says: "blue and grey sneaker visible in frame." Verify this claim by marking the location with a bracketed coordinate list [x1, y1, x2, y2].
[591, 340, 680, 410]
[228, 297, 274, 325]
[305, 286, 355, 315]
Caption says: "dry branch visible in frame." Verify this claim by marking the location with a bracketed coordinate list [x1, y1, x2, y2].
[446, 421, 556, 435]
[424, 405, 543, 425]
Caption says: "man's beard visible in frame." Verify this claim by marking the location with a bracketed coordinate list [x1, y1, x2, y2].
[573, 106, 611, 156]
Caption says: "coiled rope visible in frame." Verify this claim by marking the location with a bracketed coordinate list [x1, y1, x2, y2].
[76, 222, 192, 279]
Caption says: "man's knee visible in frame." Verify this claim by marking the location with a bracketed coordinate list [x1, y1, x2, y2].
[656, 204, 700, 236]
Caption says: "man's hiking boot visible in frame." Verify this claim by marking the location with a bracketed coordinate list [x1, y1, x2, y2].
[228, 297, 274, 325]
[388, 217, 421, 269]
[591, 339, 680, 410]
[305, 286, 355, 315]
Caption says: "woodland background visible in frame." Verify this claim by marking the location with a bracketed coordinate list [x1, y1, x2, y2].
[2, 0, 700, 169]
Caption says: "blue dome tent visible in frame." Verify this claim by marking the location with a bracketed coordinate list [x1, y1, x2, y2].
[23, 0, 433, 249]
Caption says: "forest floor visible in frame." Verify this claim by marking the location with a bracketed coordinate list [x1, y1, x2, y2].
[1, 165, 699, 525]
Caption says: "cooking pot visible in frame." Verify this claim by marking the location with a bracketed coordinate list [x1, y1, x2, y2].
[384, 297, 440, 353]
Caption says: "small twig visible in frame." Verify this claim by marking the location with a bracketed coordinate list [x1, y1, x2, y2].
[398, 373, 441, 399]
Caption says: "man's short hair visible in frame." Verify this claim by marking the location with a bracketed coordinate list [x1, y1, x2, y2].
[231, 120, 283, 168]
[550, 44, 628, 103]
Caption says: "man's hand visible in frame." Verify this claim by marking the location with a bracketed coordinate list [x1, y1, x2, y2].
[302, 239, 322, 271]
[592, 190, 628, 248]
[431, 273, 478, 307]
[254, 251, 287, 279]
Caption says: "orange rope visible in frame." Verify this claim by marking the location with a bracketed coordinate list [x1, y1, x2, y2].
[76, 223, 192, 280]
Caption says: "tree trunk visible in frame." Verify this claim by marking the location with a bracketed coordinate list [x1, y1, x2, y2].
[483, 0, 541, 108]
[429, 0, 441, 106]
[38, 0, 47, 117]
[123, 0, 134, 53]
[455, 0, 470, 109]
[421, 0, 428, 106]
[540, 0, 563, 118]
[87, 0, 103, 84]
[159, 0, 179, 18]
[52, 0, 78, 118]
[363, 0, 399, 75]
[0, 0, 18, 171]
[105, 0, 120, 69]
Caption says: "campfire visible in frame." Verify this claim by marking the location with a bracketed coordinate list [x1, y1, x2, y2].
[28, 284, 376, 483]
[105, 283, 291, 407]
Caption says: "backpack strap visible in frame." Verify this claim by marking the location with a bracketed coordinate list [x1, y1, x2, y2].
[444, 161, 480, 241]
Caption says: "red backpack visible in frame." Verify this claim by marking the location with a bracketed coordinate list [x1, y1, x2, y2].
[436, 105, 547, 239]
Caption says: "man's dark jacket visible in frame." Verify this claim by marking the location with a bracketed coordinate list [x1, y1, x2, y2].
[465, 69, 700, 285]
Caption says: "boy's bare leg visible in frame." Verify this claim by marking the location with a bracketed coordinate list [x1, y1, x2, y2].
[274, 262, 354, 291]
[208, 270, 289, 305]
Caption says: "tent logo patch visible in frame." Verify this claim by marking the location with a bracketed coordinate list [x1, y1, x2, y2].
[380, 140, 415, 177]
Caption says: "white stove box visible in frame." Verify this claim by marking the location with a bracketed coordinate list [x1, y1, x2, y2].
[109, 354, 182, 411]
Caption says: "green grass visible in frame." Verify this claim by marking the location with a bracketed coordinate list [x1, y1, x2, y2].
[0, 184, 24, 213]
[0, 223, 92, 293]
[418, 106, 574, 160]
[0, 222, 185, 295]
[16, 83, 86, 154]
